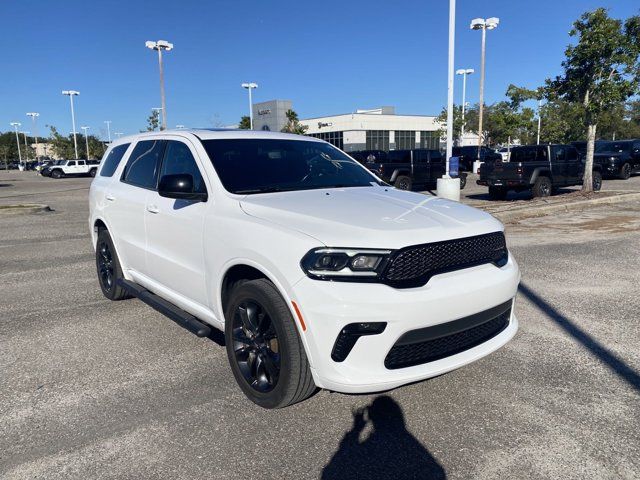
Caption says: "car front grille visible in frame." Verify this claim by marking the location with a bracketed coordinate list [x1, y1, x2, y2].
[384, 302, 512, 370]
[381, 231, 508, 288]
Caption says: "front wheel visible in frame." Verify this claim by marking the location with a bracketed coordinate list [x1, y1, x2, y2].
[458, 174, 467, 190]
[225, 279, 316, 409]
[619, 163, 631, 180]
[592, 171, 602, 191]
[51, 169, 62, 179]
[89, 168, 97, 177]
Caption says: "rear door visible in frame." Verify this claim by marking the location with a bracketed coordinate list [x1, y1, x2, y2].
[411, 150, 429, 185]
[552, 145, 568, 185]
[429, 150, 445, 179]
[106, 139, 166, 274]
[144, 138, 209, 305]
[564, 146, 581, 184]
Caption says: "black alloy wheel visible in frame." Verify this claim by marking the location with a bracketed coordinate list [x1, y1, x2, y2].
[620, 163, 631, 180]
[97, 239, 114, 291]
[232, 300, 281, 392]
[592, 171, 602, 191]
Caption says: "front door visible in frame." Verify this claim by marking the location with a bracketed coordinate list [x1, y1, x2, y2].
[144, 138, 209, 306]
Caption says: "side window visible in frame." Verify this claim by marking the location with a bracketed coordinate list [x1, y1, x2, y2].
[567, 147, 578, 161]
[78, 160, 86, 166]
[555, 147, 566, 162]
[536, 147, 548, 161]
[413, 150, 427, 163]
[68, 161, 76, 166]
[159, 141, 207, 193]
[100, 143, 131, 177]
[429, 150, 443, 162]
[121, 140, 166, 189]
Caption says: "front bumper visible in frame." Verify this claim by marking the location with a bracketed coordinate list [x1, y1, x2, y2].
[291, 253, 520, 393]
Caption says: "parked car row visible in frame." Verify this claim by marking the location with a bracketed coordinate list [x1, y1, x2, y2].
[39, 159, 100, 178]
[350, 149, 467, 190]
[476, 139, 640, 199]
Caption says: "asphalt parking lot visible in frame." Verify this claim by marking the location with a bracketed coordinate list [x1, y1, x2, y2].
[1, 171, 639, 479]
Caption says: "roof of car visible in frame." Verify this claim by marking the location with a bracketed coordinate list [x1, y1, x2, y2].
[109, 128, 320, 146]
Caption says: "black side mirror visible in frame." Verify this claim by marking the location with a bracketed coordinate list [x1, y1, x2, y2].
[158, 174, 208, 202]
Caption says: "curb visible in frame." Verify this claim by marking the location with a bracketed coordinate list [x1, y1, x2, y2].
[0, 204, 52, 216]
[485, 192, 640, 223]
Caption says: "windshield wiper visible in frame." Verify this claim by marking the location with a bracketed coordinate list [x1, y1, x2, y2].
[235, 186, 296, 194]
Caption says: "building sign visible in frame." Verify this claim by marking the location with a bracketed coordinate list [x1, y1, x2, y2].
[258, 109, 271, 115]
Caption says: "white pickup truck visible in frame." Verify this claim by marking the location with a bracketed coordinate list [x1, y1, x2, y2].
[47, 160, 99, 178]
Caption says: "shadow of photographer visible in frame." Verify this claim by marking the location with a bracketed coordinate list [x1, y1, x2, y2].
[322, 395, 446, 480]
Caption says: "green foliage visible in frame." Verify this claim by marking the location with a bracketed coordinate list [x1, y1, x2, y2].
[146, 110, 160, 132]
[281, 109, 308, 135]
[0, 130, 36, 162]
[238, 116, 251, 130]
[48, 126, 106, 159]
[436, 105, 465, 143]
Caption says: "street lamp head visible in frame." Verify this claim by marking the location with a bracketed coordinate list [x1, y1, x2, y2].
[470, 18, 485, 30]
[81, 126, 90, 130]
[26, 112, 40, 118]
[146, 40, 173, 51]
[145, 40, 157, 49]
[62, 90, 80, 96]
[465, 68, 475, 74]
[10, 122, 21, 127]
[242, 82, 258, 89]
[485, 17, 500, 29]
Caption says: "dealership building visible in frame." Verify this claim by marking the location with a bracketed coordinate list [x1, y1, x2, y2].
[251, 100, 441, 153]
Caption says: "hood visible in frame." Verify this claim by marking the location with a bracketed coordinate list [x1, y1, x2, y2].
[239, 186, 503, 249]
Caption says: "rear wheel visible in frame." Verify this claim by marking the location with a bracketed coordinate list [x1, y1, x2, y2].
[458, 174, 467, 190]
[532, 176, 552, 197]
[592, 171, 602, 191]
[225, 279, 316, 409]
[619, 163, 631, 180]
[96, 228, 131, 301]
[394, 175, 412, 191]
[488, 186, 507, 200]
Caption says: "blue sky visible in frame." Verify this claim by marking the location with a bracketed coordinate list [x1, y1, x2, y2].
[2, 0, 637, 139]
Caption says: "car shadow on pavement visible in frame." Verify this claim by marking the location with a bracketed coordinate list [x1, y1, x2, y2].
[321, 395, 447, 480]
[518, 282, 640, 392]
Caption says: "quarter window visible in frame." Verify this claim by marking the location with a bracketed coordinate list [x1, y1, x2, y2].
[160, 141, 207, 193]
[100, 143, 131, 177]
[121, 140, 166, 189]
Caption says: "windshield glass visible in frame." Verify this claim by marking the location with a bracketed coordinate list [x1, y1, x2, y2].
[54, 160, 66, 165]
[201, 139, 381, 194]
[596, 141, 631, 153]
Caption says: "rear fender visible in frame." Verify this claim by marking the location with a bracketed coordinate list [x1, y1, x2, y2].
[530, 168, 551, 185]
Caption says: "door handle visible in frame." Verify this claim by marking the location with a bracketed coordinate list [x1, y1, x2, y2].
[146, 204, 160, 214]
[105, 194, 115, 202]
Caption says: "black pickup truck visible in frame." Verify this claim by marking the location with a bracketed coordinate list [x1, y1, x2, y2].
[477, 144, 602, 200]
[452, 145, 502, 172]
[593, 140, 640, 180]
[353, 149, 466, 190]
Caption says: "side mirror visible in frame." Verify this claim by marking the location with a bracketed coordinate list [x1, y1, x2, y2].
[158, 174, 208, 202]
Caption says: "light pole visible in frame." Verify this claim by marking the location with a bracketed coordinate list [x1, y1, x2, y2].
[470, 17, 499, 157]
[10, 122, 22, 163]
[104, 120, 112, 143]
[241, 82, 258, 129]
[145, 40, 173, 130]
[81, 126, 90, 159]
[62, 90, 80, 158]
[27, 112, 40, 160]
[455, 69, 474, 145]
[21, 131, 30, 162]
[536, 100, 542, 145]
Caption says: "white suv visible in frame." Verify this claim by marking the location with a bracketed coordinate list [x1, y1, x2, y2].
[89, 129, 520, 408]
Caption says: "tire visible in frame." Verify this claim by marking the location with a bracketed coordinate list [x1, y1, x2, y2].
[225, 278, 316, 409]
[458, 174, 467, 190]
[592, 171, 602, 191]
[89, 168, 97, 177]
[95, 228, 131, 301]
[488, 186, 507, 200]
[51, 169, 62, 179]
[619, 163, 631, 180]
[394, 175, 412, 191]
[532, 176, 552, 197]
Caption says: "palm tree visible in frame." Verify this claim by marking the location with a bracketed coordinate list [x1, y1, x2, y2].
[281, 109, 308, 135]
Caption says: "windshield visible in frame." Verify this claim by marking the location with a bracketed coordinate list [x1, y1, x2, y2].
[201, 139, 382, 194]
[596, 141, 631, 154]
[54, 160, 66, 165]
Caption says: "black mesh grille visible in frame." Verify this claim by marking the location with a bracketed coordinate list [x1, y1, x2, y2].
[382, 232, 507, 288]
[384, 307, 511, 370]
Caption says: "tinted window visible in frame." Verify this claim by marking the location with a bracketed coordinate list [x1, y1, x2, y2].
[596, 141, 632, 153]
[567, 147, 578, 161]
[68, 161, 76, 166]
[388, 150, 411, 162]
[555, 147, 566, 161]
[100, 144, 130, 177]
[201, 139, 379, 194]
[413, 150, 428, 163]
[429, 150, 443, 162]
[122, 140, 166, 189]
[160, 141, 207, 193]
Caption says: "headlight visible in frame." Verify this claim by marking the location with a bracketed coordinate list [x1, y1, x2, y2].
[609, 156, 618, 162]
[301, 248, 392, 280]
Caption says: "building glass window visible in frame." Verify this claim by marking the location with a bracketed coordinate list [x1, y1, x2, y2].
[366, 130, 389, 151]
[395, 131, 416, 150]
[420, 131, 439, 149]
[309, 131, 344, 150]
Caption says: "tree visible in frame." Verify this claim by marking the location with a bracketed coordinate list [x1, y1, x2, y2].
[49, 126, 76, 159]
[238, 116, 251, 130]
[436, 105, 466, 144]
[547, 8, 640, 192]
[146, 110, 160, 132]
[281, 109, 308, 135]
